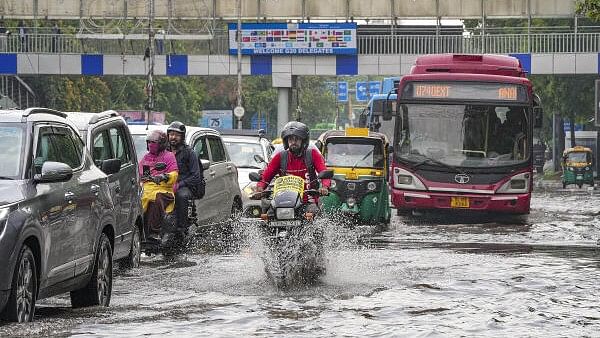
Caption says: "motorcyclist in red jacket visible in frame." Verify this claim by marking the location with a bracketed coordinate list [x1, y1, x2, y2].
[256, 121, 330, 202]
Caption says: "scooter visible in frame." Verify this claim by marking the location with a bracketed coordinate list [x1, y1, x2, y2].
[140, 162, 180, 256]
[249, 169, 333, 288]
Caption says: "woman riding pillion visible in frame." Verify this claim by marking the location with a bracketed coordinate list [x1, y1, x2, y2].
[256, 121, 331, 212]
[139, 130, 178, 242]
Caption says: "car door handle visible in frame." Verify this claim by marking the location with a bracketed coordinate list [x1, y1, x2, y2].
[91, 184, 100, 196]
[64, 191, 76, 203]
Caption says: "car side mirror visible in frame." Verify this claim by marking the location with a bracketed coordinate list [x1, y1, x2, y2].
[249, 171, 262, 182]
[200, 159, 210, 170]
[533, 106, 543, 128]
[34, 161, 73, 183]
[101, 158, 121, 175]
[318, 169, 334, 179]
[254, 154, 265, 164]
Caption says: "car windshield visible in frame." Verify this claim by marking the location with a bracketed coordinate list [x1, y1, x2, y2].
[132, 134, 148, 161]
[224, 141, 264, 168]
[566, 151, 591, 163]
[324, 138, 384, 168]
[0, 123, 26, 179]
[396, 103, 530, 168]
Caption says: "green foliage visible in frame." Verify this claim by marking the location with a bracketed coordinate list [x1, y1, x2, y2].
[576, 0, 600, 21]
[296, 76, 337, 128]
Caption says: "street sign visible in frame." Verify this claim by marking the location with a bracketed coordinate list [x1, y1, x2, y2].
[233, 106, 245, 118]
[337, 81, 348, 102]
[200, 110, 233, 129]
[355, 81, 381, 102]
[326, 81, 348, 102]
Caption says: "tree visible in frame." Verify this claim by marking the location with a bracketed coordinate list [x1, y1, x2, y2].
[576, 0, 600, 21]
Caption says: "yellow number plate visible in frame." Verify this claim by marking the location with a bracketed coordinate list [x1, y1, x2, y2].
[450, 197, 469, 208]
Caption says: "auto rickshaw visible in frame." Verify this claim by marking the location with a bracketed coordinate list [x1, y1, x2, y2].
[561, 146, 594, 188]
[317, 127, 391, 225]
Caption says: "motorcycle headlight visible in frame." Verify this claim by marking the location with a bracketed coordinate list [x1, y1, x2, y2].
[276, 207, 295, 220]
[367, 182, 377, 191]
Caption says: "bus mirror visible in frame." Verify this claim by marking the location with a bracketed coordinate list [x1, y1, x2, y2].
[533, 106, 543, 128]
[383, 101, 396, 121]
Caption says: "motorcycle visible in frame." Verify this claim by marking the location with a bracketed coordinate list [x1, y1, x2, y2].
[249, 169, 334, 288]
[140, 162, 181, 256]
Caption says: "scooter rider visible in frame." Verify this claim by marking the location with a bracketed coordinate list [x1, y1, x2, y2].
[167, 121, 204, 234]
[139, 130, 178, 241]
[256, 121, 330, 205]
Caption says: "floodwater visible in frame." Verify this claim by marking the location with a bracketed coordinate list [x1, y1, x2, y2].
[1, 188, 599, 337]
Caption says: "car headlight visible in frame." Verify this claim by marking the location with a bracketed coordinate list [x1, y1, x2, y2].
[497, 172, 530, 193]
[367, 182, 377, 191]
[276, 207, 295, 220]
[393, 167, 426, 191]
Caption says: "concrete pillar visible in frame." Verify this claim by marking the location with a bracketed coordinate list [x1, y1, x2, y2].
[277, 87, 290, 136]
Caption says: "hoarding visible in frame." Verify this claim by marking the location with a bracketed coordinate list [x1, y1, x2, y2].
[228, 22, 357, 55]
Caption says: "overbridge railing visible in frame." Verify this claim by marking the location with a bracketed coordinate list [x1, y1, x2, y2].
[1, 32, 599, 55]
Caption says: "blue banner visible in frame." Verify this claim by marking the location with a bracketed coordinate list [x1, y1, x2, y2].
[228, 22, 357, 55]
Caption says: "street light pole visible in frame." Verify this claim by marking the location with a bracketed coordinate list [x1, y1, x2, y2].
[236, 0, 243, 129]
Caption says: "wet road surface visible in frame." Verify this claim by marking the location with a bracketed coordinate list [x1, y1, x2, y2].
[1, 187, 599, 336]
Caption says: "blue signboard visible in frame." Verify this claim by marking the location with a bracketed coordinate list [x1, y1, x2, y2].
[325, 81, 348, 102]
[228, 22, 357, 55]
[251, 114, 268, 131]
[201, 110, 233, 129]
[356, 81, 381, 102]
[563, 121, 583, 132]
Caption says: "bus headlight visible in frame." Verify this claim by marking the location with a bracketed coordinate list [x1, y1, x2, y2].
[393, 167, 426, 191]
[497, 172, 530, 194]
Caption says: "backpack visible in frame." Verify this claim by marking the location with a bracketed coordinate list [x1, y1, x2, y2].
[279, 149, 317, 189]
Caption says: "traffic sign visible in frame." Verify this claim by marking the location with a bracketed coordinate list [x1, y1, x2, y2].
[356, 81, 381, 102]
[325, 81, 348, 102]
[233, 106, 245, 118]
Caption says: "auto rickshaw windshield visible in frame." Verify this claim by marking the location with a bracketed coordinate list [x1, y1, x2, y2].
[566, 151, 591, 163]
[324, 138, 384, 168]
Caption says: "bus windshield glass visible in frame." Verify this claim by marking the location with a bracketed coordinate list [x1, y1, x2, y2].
[396, 103, 529, 168]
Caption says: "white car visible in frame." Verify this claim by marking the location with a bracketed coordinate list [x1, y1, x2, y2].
[221, 132, 274, 217]
[128, 124, 243, 226]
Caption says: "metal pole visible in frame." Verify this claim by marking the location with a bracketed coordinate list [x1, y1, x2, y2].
[236, 0, 243, 129]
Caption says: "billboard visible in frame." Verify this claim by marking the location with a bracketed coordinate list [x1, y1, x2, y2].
[201, 110, 233, 129]
[119, 111, 166, 125]
[228, 22, 357, 55]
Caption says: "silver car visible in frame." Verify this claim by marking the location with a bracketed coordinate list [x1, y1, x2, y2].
[128, 124, 243, 226]
[222, 133, 274, 217]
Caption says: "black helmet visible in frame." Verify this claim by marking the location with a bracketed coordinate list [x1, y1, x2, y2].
[146, 129, 168, 151]
[281, 121, 310, 151]
[167, 121, 186, 137]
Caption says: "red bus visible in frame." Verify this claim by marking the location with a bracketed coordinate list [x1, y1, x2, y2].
[388, 54, 543, 215]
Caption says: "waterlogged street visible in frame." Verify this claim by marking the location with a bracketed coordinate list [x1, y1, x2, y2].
[1, 187, 599, 336]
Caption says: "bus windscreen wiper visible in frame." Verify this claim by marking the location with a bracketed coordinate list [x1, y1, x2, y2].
[410, 155, 467, 175]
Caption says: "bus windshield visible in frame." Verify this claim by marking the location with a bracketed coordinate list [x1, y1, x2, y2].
[396, 103, 529, 168]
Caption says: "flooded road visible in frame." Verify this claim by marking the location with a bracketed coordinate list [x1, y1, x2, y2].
[1, 188, 599, 336]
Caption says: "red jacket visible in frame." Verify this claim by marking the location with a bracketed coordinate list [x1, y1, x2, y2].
[258, 148, 331, 200]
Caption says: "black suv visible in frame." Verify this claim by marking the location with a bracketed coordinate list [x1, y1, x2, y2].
[0, 108, 118, 322]
[66, 111, 142, 268]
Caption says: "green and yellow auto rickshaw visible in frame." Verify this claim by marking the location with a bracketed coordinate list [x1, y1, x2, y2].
[317, 127, 391, 225]
[562, 146, 594, 188]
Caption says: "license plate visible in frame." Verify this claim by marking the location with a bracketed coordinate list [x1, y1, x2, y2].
[268, 220, 302, 227]
[576, 175, 583, 179]
[450, 197, 469, 208]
